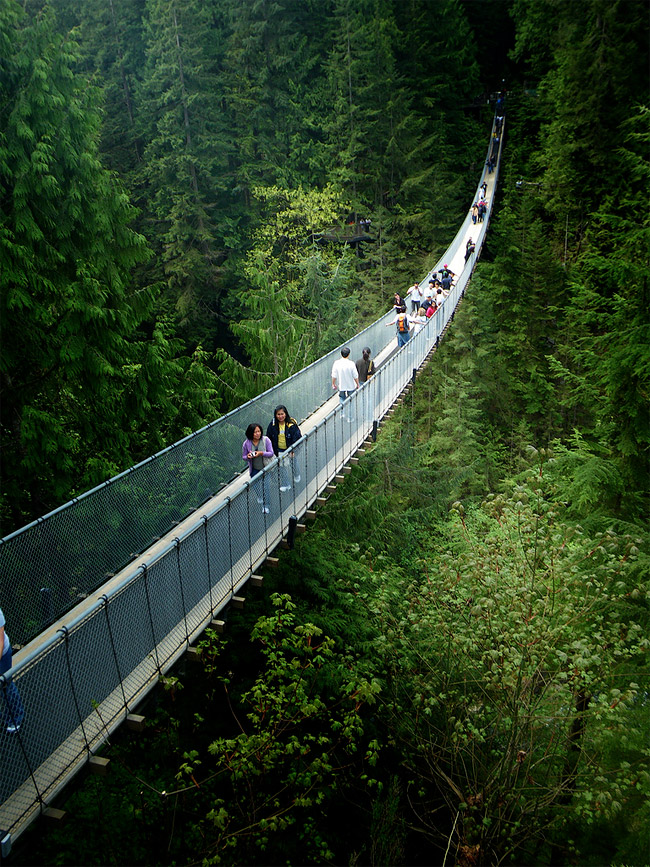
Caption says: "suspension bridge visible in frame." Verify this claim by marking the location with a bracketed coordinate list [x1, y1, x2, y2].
[0, 116, 504, 852]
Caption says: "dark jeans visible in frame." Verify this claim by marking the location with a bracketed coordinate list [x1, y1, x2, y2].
[1, 646, 24, 728]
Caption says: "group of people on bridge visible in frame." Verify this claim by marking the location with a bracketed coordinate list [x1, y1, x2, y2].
[391, 265, 456, 347]
[240, 183, 495, 514]
[242, 345, 378, 514]
[471, 180, 489, 226]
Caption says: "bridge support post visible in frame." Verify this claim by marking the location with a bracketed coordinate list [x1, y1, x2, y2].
[286, 515, 298, 550]
[89, 756, 110, 776]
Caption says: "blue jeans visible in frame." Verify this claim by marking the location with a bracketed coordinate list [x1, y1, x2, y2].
[397, 331, 411, 348]
[338, 390, 355, 421]
[250, 468, 270, 506]
[1, 646, 24, 729]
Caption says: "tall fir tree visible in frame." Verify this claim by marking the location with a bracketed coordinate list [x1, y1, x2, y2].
[0, 3, 219, 528]
[73, 0, 147, 179]
[138, 0, 232, 332]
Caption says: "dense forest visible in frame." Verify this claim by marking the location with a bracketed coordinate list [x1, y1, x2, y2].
[2, 0, 649, 865]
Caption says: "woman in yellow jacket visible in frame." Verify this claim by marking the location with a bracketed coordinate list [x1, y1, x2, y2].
[266, 405, 302, 492]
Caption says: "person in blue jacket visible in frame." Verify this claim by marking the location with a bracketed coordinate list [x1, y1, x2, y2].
[0, 606, 25, 734]
[266, 405, 302, 492]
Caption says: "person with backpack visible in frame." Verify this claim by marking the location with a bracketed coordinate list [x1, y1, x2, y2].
[439, 264, 455, 282]
[386, 305, 414, 347]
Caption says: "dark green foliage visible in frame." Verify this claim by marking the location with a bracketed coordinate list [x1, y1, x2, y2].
[138, 0, 232, 328]
[0, 3, 222, 528]
[69, 0, 147, 177]
[6, 1, 650, 865]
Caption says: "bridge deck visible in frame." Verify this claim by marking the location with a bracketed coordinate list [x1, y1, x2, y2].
[0, 120, 504, 847]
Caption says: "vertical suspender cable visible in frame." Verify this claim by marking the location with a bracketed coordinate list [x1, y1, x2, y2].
[59, 626, 90, 753]
[101, 595, 128, 712]
[174, 540, 190, 645]
[142, 564, 162, 676]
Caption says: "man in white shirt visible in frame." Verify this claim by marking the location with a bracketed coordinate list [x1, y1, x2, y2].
[408, 281, 423, 313]
[331, 347, 359, 418]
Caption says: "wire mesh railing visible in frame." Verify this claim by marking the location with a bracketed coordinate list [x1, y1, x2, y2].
[0, 290, 397, 649]
[0, 114, 504, 844]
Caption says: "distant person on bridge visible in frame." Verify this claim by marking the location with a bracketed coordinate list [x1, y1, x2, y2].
[386, 305, 415, 347]
[408, 281, 424, 313]
[412, 309, 428, 334]
[266, 405, 302, 491]
[356, 347, 376, 422]
[439, 265, 454, 293]
[242, 424, 274, 514]
[355, 347, 375, 383]
[465, 238, 476, 264]
[331, 347, 359, 420]
[393, 291, 406, 312]
[0, 606, 25, 734]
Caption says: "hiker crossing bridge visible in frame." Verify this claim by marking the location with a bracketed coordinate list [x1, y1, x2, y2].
[0, 116, 504, 850]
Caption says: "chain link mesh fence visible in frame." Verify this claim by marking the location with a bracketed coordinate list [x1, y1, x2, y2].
[0, 122, 503, 841]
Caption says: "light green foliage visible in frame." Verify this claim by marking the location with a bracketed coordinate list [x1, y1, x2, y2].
[217, 184, 357, 403]
[371, 464, 649, 864]
[200, 594, 381, 864]
[251, 184, 358, 356]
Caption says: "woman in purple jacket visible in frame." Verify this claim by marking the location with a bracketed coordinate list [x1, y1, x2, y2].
[242, 423, 274, 514]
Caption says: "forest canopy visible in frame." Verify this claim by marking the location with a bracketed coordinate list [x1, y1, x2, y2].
[1, 0, 649, 864]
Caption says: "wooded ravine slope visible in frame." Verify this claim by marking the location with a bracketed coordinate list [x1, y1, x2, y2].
[2, 0, 648, 865]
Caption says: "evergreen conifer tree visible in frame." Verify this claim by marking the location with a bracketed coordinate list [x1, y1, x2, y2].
[138, 0, 231, 328]
[0, 3, 219, 527]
